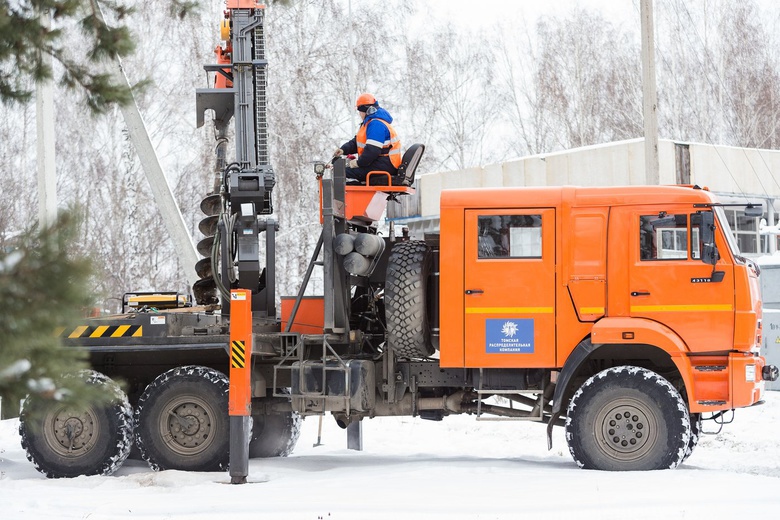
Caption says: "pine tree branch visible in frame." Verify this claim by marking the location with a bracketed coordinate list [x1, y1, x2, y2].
[0, 211, 108, 414]
[0, 0, 193, 112]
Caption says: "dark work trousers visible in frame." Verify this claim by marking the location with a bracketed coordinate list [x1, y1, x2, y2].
[346, 156, 397, 185]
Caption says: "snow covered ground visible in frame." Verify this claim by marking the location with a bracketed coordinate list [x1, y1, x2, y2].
[1, 393, 779, 519]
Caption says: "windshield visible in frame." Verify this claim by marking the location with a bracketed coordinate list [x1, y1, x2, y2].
[714, 206, 741, 257]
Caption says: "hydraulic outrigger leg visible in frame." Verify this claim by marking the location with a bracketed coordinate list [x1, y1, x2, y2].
[228, 289, 253, 484]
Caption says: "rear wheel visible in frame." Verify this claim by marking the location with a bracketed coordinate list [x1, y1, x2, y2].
[135, 366, 229, 471]
[20, 371, 134, 478]
[385, 240, 434, 358]
[565, 366, 691, 471]
[249, 392, 301, 458]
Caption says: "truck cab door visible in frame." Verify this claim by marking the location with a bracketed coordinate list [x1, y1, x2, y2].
[463, 209, 556, 367]
[623, 207, 735, 352]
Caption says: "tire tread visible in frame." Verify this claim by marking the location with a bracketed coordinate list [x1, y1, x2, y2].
[385, 241, 434, 358]
[564, 365, 691, 471]
[135, 365, 229, 472]
[20, 370, 133, 478]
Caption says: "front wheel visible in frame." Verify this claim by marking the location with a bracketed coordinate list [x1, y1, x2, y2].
[135, 366, 229, 471]
[682, 413, 702, 463]
[565, 366, 691, 471]
[19, 370, 134, 478]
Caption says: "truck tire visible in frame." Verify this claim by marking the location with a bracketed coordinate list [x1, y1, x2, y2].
[249, 393, 301, 458]
[385, 240, 434, 358]
[565, 366, 691, 471]
[135, 366, 229, 471]
[19, 370, 134, 478]
[682, 413, 702, 463]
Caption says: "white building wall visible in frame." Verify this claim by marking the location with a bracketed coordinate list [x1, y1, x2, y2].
[689, 143, 780, 196]
[413, 139, 780, 219]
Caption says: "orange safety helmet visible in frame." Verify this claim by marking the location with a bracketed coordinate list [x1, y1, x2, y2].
[355, 93, 377, 110]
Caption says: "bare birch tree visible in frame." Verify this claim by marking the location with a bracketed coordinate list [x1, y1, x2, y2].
[403, 23, 498, 171]
[716, 1, 780, 148]
[534, 9, 642, 150]
[655, 0, 780, 148]
[656, 0, 727, 143]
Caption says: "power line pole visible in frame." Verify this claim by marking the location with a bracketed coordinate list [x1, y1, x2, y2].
[641, 0, 660, 184]
[37, 8, 57, 228]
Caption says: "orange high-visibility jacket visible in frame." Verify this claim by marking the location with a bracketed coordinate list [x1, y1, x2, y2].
[356, 118, 401, 168]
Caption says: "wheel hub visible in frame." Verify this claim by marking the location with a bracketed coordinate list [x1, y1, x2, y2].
[46, 406, 97, 455]
[602, 406, 650, 453]
[164, 401, 213, 453]
[594, 396, 658, 462]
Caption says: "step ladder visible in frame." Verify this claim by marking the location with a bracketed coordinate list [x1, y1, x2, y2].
[475, 368, 546, 422]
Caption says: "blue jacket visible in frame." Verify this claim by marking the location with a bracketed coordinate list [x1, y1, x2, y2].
[341, 107, 397, 169]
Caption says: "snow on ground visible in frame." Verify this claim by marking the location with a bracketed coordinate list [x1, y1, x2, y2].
[1, 393, 779, 520]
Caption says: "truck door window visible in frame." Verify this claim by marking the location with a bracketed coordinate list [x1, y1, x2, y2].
[478, 215, 542, 259]
[689, 213, 703, 259]
[639, 213, 696, 260]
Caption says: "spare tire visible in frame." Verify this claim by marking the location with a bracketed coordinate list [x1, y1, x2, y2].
[385, 240, 435, 358]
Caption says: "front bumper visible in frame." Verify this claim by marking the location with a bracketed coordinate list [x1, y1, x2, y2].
[688, 353, 773, 413]
[731, 353, 770, 409]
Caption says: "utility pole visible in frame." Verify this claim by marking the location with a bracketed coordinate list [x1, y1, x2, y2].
[95, 7, 200, 290]
[641, 0, 660, 185]
[37, 8, 57, 228]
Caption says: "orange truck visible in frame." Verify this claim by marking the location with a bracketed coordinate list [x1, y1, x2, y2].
[23, 164, 777, 478]
[434, 183, 776, 469]
[18, 1, 777, 478]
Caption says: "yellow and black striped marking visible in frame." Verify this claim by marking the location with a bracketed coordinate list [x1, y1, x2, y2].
[57, 325, 143, 339]
[231, 340, 247, 369]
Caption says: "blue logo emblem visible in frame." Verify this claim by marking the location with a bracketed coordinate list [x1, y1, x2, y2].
[486, 319, 534, 353]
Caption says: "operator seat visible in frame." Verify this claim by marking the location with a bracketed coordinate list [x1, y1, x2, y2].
[364, 143, 426, 186]
[396, 142, 425, 186]
[344, 144, 425, 223]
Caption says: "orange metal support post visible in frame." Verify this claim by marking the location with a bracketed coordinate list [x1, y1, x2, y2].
[229, 289, 252, 484]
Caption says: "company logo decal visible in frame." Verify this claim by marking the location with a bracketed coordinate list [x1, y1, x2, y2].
[486, 318, 534, 353]
[502, 321, 518, 337]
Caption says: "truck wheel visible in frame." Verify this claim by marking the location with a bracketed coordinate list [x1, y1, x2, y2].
[682, 413, 702, 463]
[135, 366, 229, 471]
[19, 370, 134, 478]
[565, 366, 691, 471]
[249, 393, 301, 458]
[385, 240, 434, 358]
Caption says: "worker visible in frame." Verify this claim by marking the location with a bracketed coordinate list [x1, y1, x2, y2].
[333, 93, 401, 185]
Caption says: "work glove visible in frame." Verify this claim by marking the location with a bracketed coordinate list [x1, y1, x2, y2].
[347, 158, 359, 168]
[333, 148, 343, 158]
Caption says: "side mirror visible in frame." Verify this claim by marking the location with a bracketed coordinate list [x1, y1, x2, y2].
[745, 204, 764, 218]
[700, 212, 719, 266]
